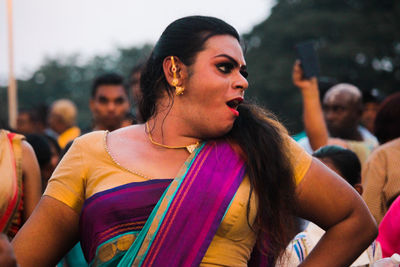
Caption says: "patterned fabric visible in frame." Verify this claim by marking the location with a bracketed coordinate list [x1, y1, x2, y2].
[7, 184, 24, 239]
[81, 140, 246, 267]
[276, 222, 382, 266]
[80, 179, 172, 264]
[0, 130, 24, 239]
[292, 233, 308, 262]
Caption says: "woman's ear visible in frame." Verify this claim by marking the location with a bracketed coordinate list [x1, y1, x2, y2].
[162, 56, 186, 88]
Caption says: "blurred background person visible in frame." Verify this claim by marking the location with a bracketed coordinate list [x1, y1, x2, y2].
[292, 61, 378, 165]
[278, 145, 382, 266]
[16, 109, 39, 135]
[46, 99, 81, 149]
[362, 92, 400, 224]
[89, 73, 130, 132]
[121, 112, 137, 127]
[0, 126, 41, 240]
[361, 89, 385, 134]
[44, 135, 62, 178]
[25, 134, 61, 191]
[16, 106, 49, 136]
[128, 62, 144, 123]
[61, 73, 131, 154]
[58, 73, 131, 267]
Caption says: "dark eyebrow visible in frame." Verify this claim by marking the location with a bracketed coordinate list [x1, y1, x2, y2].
[114, 96, 126, 102]
[98, 95, 108, 101]
[214, 54, 247, 70]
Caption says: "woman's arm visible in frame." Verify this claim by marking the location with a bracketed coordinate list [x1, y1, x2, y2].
[292, 61, 329, 151]
[296, 158, 377, 266]
[21, 141, 42, 221]
[12, 196, 79, 267]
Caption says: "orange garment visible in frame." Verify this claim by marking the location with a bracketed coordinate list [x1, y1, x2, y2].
[58, 126, 81, 149]
[362, 137, 400, 224]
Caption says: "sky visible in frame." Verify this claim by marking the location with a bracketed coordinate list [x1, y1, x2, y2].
[0, 0, 275, 85]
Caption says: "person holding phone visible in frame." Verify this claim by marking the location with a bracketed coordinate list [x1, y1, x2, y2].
[292, 61, 378, 165]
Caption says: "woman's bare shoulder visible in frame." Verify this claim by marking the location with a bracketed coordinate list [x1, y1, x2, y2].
[107, 124, 145, 144]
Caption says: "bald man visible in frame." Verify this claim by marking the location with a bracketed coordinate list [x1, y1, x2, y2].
[323, 84, 364, 140]
[292, 62, 378, 164]
[46, 99, 81, 149]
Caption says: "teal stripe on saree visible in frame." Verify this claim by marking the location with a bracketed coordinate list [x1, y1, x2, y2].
[83, 139, 246, 267]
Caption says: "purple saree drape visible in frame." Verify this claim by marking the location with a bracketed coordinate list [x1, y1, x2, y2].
[80, 139, 247, 267]
[136, 140, 246, 266]
[80, 179, 173, 264]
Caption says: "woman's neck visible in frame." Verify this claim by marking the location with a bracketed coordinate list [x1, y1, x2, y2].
[145, 93, 204, 151]
[146, 114, 201, 150]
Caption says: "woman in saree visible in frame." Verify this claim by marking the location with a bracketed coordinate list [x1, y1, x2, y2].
[0, 129, 41, 240]
[10, 16, 376, 266]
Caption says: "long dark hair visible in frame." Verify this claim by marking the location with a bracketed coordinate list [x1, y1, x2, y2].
[229, 103, 297, 263]
[140, 16, 296, 263]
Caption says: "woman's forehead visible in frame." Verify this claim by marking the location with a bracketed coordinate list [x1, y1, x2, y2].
[201, 35, 245, 64]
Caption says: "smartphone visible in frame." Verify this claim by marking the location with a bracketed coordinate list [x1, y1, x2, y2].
[295, 41, 320, 79]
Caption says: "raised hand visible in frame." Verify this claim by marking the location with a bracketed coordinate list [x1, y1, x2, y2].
[292, 60, 319, 95]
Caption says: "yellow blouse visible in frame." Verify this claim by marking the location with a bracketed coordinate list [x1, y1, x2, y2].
[44, 131, 311, 266]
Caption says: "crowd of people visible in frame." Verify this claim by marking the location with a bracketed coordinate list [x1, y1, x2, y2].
[0, 15, 399, 266]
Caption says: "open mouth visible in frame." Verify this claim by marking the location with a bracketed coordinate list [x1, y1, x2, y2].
[226, 97, 243, 109]
[226, 97, 243, 116]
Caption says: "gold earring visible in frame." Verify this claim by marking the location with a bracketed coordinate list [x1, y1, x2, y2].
[175, 86, 184, 95]
[171, 56, 185, 95]
[171, 78, 179, 87]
